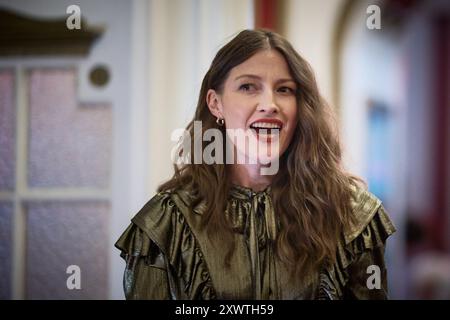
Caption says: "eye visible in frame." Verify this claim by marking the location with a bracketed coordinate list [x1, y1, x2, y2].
[277, 86, 295, 94]
[239, 83, 257, 92]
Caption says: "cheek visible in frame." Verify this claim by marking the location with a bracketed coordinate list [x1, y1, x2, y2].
[224, 109, 247, 127]
[285, 104, 298, 133]
[280, 106, 298, 150]
[222, 98, 253, 127]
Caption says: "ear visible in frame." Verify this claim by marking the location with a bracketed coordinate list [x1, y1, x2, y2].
[206, 89, 223, 119]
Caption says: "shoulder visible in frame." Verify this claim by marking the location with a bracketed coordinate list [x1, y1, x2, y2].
[114, 191, 178, 259]
[129, 186, 208, 250]
[319, 185, 397, 298]
[129, 189, 191, 250]
[115, 189, 216, 299]
[343, 184, 396, 245]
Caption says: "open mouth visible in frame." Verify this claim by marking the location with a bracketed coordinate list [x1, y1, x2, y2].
[249, 121, 283, 136]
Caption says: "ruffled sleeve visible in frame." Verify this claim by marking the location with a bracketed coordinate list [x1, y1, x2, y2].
[341, 205, 396, 299]
[115, 223, 171, 299]
[318, 188, 396, 300]
[115, 192, 216, 300]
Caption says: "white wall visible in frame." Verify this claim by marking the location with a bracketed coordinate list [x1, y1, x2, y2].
[282, 0, 346, 106]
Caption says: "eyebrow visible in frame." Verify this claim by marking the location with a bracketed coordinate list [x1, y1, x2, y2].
[234, 74, 296, 85]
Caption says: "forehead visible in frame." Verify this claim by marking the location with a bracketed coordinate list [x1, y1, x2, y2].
[228, 49, 292, 79]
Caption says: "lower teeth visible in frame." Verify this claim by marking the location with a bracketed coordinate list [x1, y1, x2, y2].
[255, 129, 279, 135]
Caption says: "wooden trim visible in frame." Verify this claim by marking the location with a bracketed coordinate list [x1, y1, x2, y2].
[0, 8, 103, 56]
[331, 0, 357, 115]
[254, 0, 281, 32]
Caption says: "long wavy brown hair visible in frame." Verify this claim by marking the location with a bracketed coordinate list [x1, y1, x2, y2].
[159, 29, 361, 278]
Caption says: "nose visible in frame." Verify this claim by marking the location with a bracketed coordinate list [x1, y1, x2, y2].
[256, 90, 279, 114]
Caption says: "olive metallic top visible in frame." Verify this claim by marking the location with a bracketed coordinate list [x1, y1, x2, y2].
[115, 184, 396, 299]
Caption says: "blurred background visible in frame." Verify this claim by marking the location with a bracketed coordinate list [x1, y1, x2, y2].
[0, 0, 448, 300]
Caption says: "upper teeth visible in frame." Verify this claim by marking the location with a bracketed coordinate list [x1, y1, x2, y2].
[250, 122, 281, 129]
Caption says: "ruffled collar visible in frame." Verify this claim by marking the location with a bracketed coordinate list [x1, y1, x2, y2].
[226, 184, 277, 241]
[227, 183, 278, 299]
[229, 184, 272, 200]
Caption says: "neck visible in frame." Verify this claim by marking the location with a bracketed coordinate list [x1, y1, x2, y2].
[229, 164, 273, 192]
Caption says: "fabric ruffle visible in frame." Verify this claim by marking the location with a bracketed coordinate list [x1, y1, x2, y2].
[115, 192, 216, 299]
[317, 188, 396, 299]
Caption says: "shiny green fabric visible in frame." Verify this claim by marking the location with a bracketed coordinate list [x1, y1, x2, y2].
[115, 184, 396, 300]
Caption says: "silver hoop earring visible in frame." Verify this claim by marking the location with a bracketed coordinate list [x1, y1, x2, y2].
[216, 117, 225, 126]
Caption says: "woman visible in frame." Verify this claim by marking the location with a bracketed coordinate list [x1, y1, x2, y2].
[115, 29, 396, 299]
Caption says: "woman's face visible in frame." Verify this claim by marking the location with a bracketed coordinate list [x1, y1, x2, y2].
[208, 49, 298, 164]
